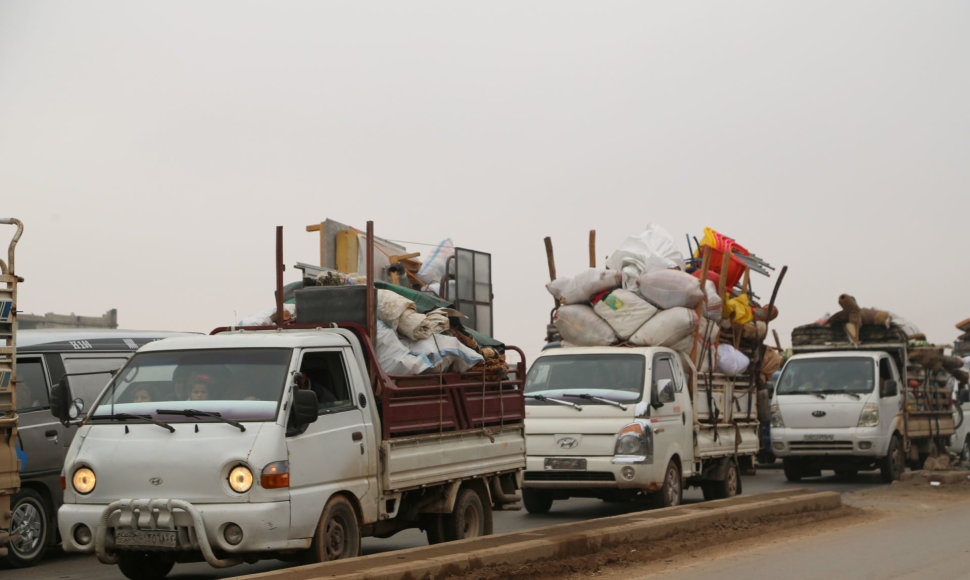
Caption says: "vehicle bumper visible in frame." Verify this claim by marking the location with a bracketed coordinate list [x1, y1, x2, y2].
[522, 455, 662, 491]
[770, 427, 889, 459]
[59, 499, 305, 567]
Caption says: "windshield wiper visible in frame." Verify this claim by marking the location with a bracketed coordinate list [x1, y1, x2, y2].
[820, 390, 861, 400]
[94, 413, 175, 433]
[525, 394, 583, 411]
[156, 409, 246, 432]
[812, 392, 827, 400]
[576, 394, 628, 411]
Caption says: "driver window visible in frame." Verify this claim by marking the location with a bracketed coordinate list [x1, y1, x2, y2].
[653, 356, 679, 401]
[299, 351, 352, 413]
[15, 357, 48, 412]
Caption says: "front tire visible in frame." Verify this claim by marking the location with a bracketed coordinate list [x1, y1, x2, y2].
[880, 435, 905, 482]
[442, 487, 492, 542]
[307, 496, 361, 562]
[649, 459, 682, 509]
[522, 489, 553, 514]
[5, 488, 50, 568]
[783, 458, 803, 482]
[117, 552, 175, 580]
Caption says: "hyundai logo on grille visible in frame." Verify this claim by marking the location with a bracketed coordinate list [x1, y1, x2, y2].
[150, 477, 163, 486]
[557, 437, 579, 449]
[812, 410, 827, 418]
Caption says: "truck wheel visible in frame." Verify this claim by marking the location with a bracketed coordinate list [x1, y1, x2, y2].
[117, 552, 175, 580]
[649, 459, 682, 509]
[423, 514, 445, 545]
[880, 435, 905, 482]
[522, 489, 553, 514]
[442, 487, 492, 541]
[5, 488, 49, 567]
[703, 459, 741, 500]
[308, 496, 361, 562]
[782, 459, 803, 482]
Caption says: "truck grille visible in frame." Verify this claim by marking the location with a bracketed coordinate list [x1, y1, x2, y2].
[524, 471, 616, 482]
[789, 441, 854, 452]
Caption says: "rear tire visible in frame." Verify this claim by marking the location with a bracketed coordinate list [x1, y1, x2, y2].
[783, 459, 803, 482]
[648, 459, 682, 509]
[5, 488, 50, 568]
[307, 495, 361, 562]
[117, 552, 175, 580]
[522, 489, 553, 514]
[441, 487, 492, 541]
[703, 459, 741, 500]
[880, 435, 905, 483]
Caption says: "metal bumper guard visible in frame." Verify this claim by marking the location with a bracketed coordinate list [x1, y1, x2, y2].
[95, 499, 243, 568]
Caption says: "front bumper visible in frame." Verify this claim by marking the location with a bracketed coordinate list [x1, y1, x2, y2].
[523, 455, 661, 491]
[59, 499, 305, 568]
[770, 427, 890, 458]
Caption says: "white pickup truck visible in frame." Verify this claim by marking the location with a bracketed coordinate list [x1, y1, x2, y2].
[53, 324, 526, 580]
[522, 346, 759, 512]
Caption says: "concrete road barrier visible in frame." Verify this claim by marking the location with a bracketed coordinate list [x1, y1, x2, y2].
[237, 489, 841, 580]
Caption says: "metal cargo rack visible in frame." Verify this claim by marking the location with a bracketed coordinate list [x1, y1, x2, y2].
[0, 218, 23, 556]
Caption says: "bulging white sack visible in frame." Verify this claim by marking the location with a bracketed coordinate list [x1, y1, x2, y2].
[605, 224, 685, 290]
[555, 304, 617, 346]
[546, 269, 622, 305]
[593, 289, 658, 340]
[637, 269, 705, 310]
[716, 343, 750, 376]
[629, 307, 698, 347]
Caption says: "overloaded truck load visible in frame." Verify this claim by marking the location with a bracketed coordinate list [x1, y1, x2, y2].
[522, 225, 787, 513]
[771, 296, 959, 482]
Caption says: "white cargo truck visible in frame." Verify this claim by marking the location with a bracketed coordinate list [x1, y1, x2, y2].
[522, 346, 759, 513]
[53, 323, 526, 579]
[770, 324, 954, 482]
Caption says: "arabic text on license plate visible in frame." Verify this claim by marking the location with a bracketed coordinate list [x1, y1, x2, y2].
[804, 433, 835, 441]
[544, 457, 587, 471]
[115, 529, 178, 548]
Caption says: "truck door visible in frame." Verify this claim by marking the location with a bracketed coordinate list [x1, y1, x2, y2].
[650, 352, 691, 470]
[879, 356, 901, 436]
[286, 349, 373, 538]
[13, 356, 58, 484]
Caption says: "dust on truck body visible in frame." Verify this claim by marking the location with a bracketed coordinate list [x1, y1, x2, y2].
[770, 323, 955, 482]
[0, 218, 23, 557]
[54, 323, 526, 579]
[522, 345, 759, 512]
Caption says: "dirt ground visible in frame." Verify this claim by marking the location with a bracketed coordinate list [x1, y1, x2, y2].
[455, 471, 970, 580]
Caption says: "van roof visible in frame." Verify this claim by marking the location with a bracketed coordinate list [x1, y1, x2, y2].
[17, 329, 198, 352]
[137, 328, 354, 353]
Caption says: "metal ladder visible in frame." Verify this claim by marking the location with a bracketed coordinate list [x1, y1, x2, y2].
[0, 218, 23, 556]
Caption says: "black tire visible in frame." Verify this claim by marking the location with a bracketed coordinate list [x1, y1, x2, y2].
[117, 552, 175, 580]
[783, 459, 803, 482]
[442, 487, 492, 542]
[307, 496, 361, 562]
[423, 514, 445, 545]
[649, 459, 682, 509]
[703, 459, 741, 500]
[522, 489, 553, 515]
[954, 404, 965, 431]
[5, 488, 50, 568]
[880, 435, 905, 483]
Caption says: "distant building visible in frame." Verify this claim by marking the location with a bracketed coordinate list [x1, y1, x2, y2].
[19, 309, 118, 330]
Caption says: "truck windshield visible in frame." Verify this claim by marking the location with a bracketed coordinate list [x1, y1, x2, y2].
[89, 348, 291, 423]
[525, 353, 644, 403]
[775, 357, 874, 396]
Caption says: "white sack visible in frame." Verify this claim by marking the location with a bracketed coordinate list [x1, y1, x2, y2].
[637, 269, 705, 309]
[629, 307, 697, 347]
[605, 224, 685, 290]
[716, 343, 750, 376]
[396, 308, 451, 341]
[554, 304, 617, 346]
[668, 318, 721, 357]
[407, 334, 484, 373]
[376, 321, 434, 375]
[546, 269, 622, 305]
[593, 289, 659, 340]
[701, 281, 723, 321]
[377, 289, 416, 331]
[417, 238, 455, 285]
[238, 304, 295, 327]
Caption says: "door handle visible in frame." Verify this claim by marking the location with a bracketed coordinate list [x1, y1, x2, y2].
[682, 412, 686, 425]
[352, 431, 363, 442]
[45, 429, 58, 438]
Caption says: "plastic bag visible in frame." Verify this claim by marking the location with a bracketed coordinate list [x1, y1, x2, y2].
[554, 304, 617, 346]
[605, 224, 685, 290]
[546, 269, 622, 305]
[407, 334, 484, 373]
[716, 343, 750, 376]
[376, 321, 434, 375]
[628, 307, 697, 347]
[593, 289, 658, 340]
[417, 238, 455, 285]
[637, 269, 705, 309]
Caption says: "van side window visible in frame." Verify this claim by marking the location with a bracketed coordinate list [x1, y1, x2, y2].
[15, 357, 48, 411]
[879, 358, 893, 383]
[299, 351, 352, 413]
[62, 355, 129, 409]
[653, 357, 681, 392]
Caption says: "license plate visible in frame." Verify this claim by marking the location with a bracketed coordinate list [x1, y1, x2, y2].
[544, 457, 587, 471]
[804, 433, 834, 441]
[115, 529, 177, 548]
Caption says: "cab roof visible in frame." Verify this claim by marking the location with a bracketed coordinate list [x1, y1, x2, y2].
[137, 327, 354, 353]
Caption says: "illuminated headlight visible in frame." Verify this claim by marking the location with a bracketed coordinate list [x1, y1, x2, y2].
[770, 403, 784, 428]
[857, 403, 879, 428]
[72, 467, 96, 494]
[613, 423, 652, 463]
[228, 465, 254, 493]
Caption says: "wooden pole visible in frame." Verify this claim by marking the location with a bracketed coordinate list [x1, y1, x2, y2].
[305, 222, 326, 267]
[275, 226, 285, 328]
[588, 230, 596, 268]
[544, 236, 557, 281]
[366, 221, 376, 346]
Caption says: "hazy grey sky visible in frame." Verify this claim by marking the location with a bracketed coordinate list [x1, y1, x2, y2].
[1, 1, 968, 362]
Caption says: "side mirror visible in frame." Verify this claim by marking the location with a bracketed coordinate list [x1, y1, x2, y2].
[880, 379, 898, 398]
[288, 388, 319, 435]
[652, 378, 675, 408]
[51, 378, 76, 424]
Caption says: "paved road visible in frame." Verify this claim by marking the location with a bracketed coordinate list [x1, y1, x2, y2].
[0, 464, 886, 580]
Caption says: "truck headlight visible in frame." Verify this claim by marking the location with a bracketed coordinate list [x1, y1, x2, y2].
[770, 403, 784, 428]
[857, 403, 879, 428]
[72, 467, 96, 494]
[228, 465, 254, 493]
[613, 423, 652, 463]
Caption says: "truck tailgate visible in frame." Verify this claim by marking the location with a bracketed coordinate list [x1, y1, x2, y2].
[382, 426, 525, 491]
[695, 421, 760, 459]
